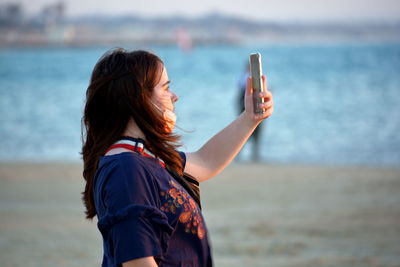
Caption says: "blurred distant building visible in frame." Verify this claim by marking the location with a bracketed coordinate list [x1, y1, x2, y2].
[0, 3, 23, 28]
[0, 2, 66, 45]
[39, 2, 66, 43]
[40, 2, 65, 27]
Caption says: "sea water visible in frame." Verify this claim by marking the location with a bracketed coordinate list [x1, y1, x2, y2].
[0, 43, 399, 166]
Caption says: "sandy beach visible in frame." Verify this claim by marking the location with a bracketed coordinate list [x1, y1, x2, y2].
[0, 162, 399, 267]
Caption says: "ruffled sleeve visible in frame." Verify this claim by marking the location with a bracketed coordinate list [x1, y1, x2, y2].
[97, 204, 173, 265]
[96, 154, 174, 265]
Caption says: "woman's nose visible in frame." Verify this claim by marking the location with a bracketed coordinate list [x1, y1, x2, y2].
[171, 92, 178, 103]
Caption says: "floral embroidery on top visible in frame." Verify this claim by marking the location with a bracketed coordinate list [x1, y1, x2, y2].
[160, 179, 206, 239]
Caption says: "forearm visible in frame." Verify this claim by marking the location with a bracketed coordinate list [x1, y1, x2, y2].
[190, 112, 259, 181]
[122, 256, 158, 267]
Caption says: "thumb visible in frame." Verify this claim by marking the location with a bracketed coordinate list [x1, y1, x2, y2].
[246, 76, 252, 96]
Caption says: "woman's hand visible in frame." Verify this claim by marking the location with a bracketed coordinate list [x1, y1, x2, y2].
[184, 74, 274, 182]
[243, 75, 274, 123]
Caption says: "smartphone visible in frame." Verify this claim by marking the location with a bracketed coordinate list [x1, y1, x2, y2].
[249, 53, 264, 114]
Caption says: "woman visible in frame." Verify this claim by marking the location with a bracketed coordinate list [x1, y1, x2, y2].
[81, 48, 273, 267]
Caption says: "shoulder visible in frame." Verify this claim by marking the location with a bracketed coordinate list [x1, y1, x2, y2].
[99, 152, 156, 177]
[117, 152, 156, 177]
[96, 152, 160, 196]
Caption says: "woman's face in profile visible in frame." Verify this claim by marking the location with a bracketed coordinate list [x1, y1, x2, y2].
[151, 66, 178, 130]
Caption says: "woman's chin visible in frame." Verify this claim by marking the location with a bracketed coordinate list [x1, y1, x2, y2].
[165, 123, 175, 133]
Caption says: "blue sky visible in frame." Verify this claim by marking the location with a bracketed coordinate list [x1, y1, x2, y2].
[5, 0, 400, 22]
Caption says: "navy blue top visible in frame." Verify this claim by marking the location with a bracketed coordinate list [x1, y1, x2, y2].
[93, 151, 213, 267]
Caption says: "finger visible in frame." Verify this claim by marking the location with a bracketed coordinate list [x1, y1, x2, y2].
[265, 93, 273, 104]
[254, 104, 274, 120]
[259, 90, 273, 100]
[259, 106, 274, 120]
[246, 76, 252, 96]
[259, 100, 273, 109]
[263, 106, 274, 117]
[262, 75, 268, 91]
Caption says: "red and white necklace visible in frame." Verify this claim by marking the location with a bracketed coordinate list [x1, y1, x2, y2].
[105, 136, 165, 168]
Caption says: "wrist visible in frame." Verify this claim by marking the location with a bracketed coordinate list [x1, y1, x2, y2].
[240, 111, 260, 129]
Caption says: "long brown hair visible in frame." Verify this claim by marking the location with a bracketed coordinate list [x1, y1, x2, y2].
[81, 48, 182, 219]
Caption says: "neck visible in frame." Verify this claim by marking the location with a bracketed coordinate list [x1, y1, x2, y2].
[123, 118, 146, 140]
